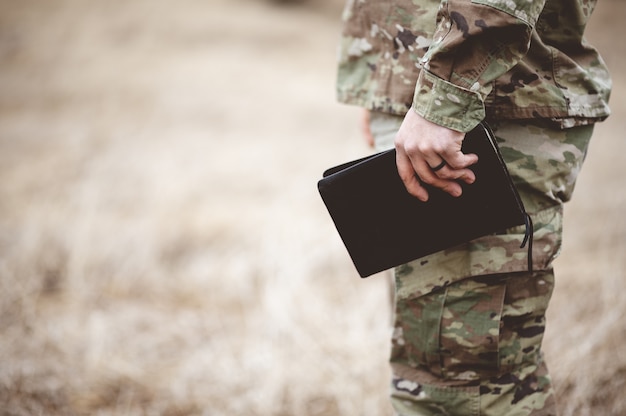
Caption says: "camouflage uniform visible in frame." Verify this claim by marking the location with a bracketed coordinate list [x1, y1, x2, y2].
[337, 0, 611, 414]
[337, 0, 610, 131]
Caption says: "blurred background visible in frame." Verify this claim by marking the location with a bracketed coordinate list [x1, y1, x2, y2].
[0, 0, 624, 415]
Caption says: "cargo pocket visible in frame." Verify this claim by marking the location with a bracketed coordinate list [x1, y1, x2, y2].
[395, 289, 447, 376]
[439, 279, 506, 380]
[395, 278, 506, 381]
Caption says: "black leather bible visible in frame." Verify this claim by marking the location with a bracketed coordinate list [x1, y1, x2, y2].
[317, 122, 531, 278]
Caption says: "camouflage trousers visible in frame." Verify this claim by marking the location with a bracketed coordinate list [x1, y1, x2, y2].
[369, 112, 595, 416]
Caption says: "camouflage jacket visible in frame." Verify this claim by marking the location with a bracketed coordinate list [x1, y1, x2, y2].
[336, 0, 611, 132]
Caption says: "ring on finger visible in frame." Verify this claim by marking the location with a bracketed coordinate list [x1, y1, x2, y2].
[430, 160, 446, 172]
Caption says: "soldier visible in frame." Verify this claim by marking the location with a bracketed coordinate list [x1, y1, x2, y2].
[336, 0, 611, 414]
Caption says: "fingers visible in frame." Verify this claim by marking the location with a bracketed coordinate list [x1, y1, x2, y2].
[359, 109, 375, 148]
[397, 149, 473, 202]
[393, 111, 481, 200]
[427, 153, 478, 185]
[429, 159, 447, 172]
[400, 144, 476, 195]
[415, 159, 464, 199]
[396, 150, 430, 202]
[438, 149, 479, 179]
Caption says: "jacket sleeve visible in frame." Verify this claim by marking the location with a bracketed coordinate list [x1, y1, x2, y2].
[413, 0, 547, 132]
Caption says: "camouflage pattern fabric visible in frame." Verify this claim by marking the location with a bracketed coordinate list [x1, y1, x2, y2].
[390, 271, 557, 416]
[369, 112, 594, 415]
[341, 0, 608, 411]
[337, 0, 611, 132]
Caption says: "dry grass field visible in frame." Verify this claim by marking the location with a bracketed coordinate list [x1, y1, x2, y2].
[0, 0, 624, 415]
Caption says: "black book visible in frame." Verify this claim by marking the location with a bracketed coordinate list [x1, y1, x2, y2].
[317, 122, 532, 278]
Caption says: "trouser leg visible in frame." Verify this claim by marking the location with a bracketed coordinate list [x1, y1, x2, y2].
[368, 113, 594, 416]
[390, 271, 557, 416]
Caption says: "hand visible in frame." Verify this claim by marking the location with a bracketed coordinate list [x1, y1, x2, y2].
[394, 110, 478, 202]
[359, 109, 375, 148]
